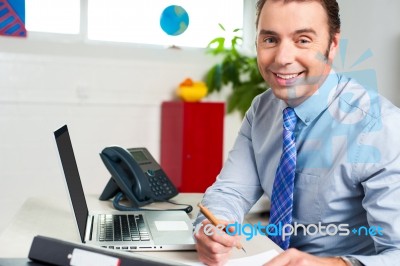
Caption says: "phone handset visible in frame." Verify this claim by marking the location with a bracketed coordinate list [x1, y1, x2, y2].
[99, 146, 153, 207]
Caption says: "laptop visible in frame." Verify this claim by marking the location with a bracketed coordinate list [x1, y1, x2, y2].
[54, 125, 196, 251]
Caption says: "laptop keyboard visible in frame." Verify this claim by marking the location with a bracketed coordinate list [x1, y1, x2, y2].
[98, 214, 150, 242]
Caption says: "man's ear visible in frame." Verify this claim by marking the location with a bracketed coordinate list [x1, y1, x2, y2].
[328, 33, 341, 62]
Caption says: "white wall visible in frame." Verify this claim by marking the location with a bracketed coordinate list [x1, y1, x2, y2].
[1, 0, 400, 233]
[0, 38, 242, 232]
[336, 0, 400, 104]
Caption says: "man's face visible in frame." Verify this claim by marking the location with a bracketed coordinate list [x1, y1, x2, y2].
[256, 0, 340, 106]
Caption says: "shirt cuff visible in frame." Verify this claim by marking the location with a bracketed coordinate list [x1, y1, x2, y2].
[341, 256, 364, 266]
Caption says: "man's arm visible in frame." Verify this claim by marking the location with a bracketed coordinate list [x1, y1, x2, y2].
[194, 97, 264, 226]
[349, 171, 400, 265]
[263, 249, 347, 266]
[194, 96, 265, 265]
[348, 110, 400, 265]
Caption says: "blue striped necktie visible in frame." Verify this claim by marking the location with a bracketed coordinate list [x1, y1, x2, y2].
[268, 107, 297, 250]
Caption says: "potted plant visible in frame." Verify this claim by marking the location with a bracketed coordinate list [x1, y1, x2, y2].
[204, 24, 269, 117]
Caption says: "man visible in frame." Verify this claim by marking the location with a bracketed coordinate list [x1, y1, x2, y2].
[194, 0, 400, 265]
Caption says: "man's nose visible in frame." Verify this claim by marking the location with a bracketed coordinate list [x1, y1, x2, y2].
[274, 40, 295, 66]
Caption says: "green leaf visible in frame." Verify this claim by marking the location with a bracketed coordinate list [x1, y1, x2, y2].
[227, 83, 268, 116]
[227, 90, 241, 113]
[221, 59, 240, 86]
[205, 64, 223, 93]
[206, 37, 226, 55]
[231, 30, 242, 52]
[231, 36, 243, 48]
[204, 25, 270, 117]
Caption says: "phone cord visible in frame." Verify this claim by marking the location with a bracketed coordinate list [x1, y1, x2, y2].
[112, 192, 193, 213]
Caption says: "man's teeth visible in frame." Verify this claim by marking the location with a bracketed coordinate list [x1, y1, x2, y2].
[276, 73, 299, 79]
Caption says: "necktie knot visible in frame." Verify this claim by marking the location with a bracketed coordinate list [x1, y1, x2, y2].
[283, 107, 297, 132]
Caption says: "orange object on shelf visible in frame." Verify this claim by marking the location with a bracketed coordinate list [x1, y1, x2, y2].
[176, 78, 208, 102]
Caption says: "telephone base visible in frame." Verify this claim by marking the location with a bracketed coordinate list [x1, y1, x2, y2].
[99, 178, 120, 201]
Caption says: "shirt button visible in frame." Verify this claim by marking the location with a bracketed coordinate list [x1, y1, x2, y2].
[305, 117, 310, 123]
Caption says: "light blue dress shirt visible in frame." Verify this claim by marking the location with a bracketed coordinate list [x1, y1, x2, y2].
[196, 70, 400, 265]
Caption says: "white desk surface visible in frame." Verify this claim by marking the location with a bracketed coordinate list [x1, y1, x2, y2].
[0, 193, 281, 264]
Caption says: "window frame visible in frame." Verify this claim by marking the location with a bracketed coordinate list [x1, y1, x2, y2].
[25, 0, 256, 54]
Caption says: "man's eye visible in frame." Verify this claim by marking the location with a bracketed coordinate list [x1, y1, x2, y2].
[264, 37, 276, 43]
[298, 38, 311, 44]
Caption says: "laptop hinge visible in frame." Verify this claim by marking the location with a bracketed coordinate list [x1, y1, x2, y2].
[89, 215, 94, 240]
[84, 215, 94, 242]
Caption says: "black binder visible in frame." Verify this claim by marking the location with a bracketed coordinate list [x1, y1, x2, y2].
[27, 235, 186, 266]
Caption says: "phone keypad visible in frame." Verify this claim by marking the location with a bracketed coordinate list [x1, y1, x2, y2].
[148, 172, 177, 199]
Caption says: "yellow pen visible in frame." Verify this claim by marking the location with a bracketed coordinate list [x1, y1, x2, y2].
[198, 203, 246, 253]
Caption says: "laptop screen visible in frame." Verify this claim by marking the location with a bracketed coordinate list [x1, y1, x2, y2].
[54, 125, 89, 242]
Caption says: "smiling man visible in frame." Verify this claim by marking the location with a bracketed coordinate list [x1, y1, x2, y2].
[256, 0, 337, 107]
[194, 0, 400, 266]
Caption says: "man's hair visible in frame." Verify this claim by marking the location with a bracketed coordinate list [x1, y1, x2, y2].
[256, 0, 341, 42]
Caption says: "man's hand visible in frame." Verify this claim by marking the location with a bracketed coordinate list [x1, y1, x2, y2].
[194, 219, 241, 266]
[263, 248, 348, 266]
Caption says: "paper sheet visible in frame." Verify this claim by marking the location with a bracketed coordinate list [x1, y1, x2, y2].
[225, 249, 279, 265]
[186, 249, 279, 266]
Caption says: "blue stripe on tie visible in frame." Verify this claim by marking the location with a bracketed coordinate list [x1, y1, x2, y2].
[268, 107, 297, 250]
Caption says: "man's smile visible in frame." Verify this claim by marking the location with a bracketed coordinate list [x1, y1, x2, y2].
[273, 71, 305, 86]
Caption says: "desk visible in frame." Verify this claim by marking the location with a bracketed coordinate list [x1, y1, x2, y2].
[0, 193, 281, 264]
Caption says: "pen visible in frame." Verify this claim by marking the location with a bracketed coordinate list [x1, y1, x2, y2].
[197, 203, 246, 253]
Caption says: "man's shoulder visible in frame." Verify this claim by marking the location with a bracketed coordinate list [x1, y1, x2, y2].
[251, 88, 277, 108]
[244, 88, 283, 122]
[254, 87, 275, 100]
[337, 73, 400, 119]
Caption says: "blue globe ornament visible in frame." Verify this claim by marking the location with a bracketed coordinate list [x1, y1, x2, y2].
[160, 5, 189, 36]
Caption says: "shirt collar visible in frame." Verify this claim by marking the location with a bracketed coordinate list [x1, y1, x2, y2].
[294, 69, 340, 126]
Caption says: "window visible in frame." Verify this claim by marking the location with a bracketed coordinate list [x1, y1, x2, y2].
[25, 0, 80, 34]
[88, 0, 243, 48]
[25, 0, 244, 48]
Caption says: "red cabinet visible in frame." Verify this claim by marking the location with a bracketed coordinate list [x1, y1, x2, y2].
[160, 101, 224, 192]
